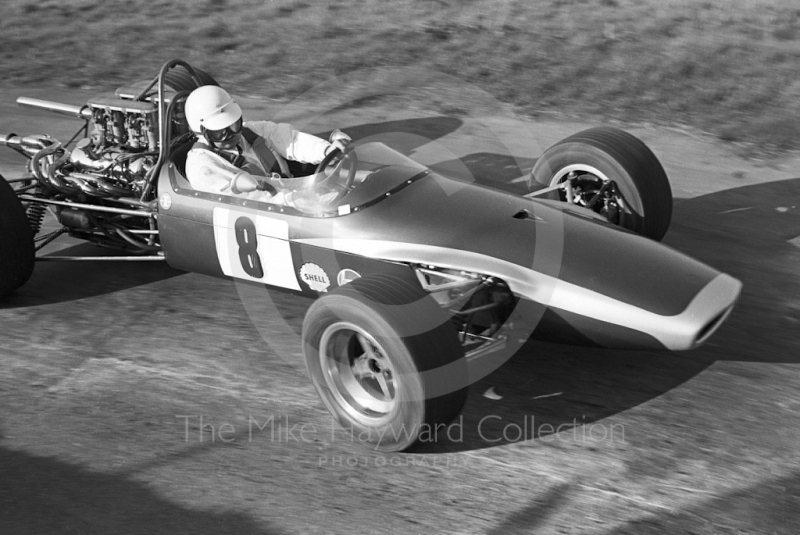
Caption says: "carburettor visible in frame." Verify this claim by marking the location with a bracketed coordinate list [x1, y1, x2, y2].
[86, 96, 159, 152]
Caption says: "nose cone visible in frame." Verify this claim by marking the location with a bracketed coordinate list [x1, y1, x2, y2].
[523, 206, 742, 350]
[557, 211, 718, 315]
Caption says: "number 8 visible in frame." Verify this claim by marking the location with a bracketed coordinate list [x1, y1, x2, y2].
[234, 217, 264, 279]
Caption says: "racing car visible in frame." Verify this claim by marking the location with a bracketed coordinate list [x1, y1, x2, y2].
[0, 60, 742, 451]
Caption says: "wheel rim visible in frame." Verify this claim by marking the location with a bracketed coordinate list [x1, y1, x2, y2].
[319, 321, 398, 425]
[549, 164, 631, 226]
[549, 163, 612, 187]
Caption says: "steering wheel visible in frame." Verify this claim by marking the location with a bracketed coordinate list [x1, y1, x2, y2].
[312, 145, 358, 204]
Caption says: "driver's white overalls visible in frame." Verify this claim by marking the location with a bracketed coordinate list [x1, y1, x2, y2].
[185, 120, 332, 205]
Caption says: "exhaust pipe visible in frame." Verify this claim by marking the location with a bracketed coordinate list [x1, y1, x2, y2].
[16, 97, 92, 120]
[0, 133, 51, 151]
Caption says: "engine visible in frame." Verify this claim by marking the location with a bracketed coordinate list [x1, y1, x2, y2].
[64, 96, 161, 197]
[0, 60, 213, 256]
[12, 90, 189, 201]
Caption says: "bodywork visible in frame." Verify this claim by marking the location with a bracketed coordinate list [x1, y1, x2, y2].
[158, 141, 740, 353]
[0, 59, 741, 358]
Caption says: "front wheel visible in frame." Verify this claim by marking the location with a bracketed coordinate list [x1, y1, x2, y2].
[302, 274, 468, 452]
[0, 174, 35, 298]
[530, 126, 672, 241]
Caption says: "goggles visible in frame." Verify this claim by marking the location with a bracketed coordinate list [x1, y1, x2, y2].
[204, 117, 243, 143]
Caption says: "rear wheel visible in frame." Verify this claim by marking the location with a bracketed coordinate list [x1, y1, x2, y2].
[530, 126, 672, 241]
[302, 274, 468, 452]
[0, 174, 35, 298]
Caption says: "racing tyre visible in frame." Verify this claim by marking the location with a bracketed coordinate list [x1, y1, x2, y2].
[302, 274, 468, 452]
[0, 174, 35, 298]
[530, 126, 672, 241]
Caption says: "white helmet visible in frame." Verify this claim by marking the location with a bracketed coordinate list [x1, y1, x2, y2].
[184, 85, 243, 134]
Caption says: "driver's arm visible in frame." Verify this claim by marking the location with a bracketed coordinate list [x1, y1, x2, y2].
[247, 121, 330, 164]
[185, 147, 237, 194]
[186, 149, 289, 203]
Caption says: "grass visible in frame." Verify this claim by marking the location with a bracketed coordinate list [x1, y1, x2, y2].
[2, 0, 800, 155]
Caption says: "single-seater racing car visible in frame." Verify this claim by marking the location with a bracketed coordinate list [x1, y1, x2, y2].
[0, 60, 742, 451]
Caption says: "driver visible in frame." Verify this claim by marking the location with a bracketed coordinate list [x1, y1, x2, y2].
[183, 85, 351, 206]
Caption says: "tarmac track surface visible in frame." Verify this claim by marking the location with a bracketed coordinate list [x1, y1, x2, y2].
[1, 88, 800, 534]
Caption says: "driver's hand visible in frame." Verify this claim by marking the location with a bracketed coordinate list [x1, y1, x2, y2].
[326, 129, 351, 157]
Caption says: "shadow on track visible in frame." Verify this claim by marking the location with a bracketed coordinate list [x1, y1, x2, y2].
[0, 243, 184, 309]
[313, 115, 464, 153]
[486, 482, 573, 535]
[341, 115, 464, 146]
[411, 177, 800, 453]
[428, 152, 536, 194]
[0, 441, 284, 535]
